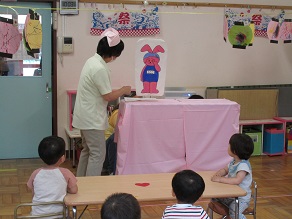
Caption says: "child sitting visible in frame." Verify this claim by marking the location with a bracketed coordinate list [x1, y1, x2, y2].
[27, 136, 78, 216]
[210, 133, 254, 219]
[101, 192, 141, 219]
[162, 169, 210, 219]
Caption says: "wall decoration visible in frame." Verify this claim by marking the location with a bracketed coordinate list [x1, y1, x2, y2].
[280, 19, 292, 43]
[0, 17, 22, 58]
[223, 15, 228, 42]
[225, 8, 285, 38]
[249, 21, 255, 46]
[135, 39, 167, 96]
[228, 22, 253, 49]
[267, 18, 280, 44]
[91, 7, 159, 37]
[23, 9, 42, 57]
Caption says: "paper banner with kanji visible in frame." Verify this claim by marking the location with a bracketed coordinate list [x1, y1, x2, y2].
[135, 39, 167, 97]
[91, 7, 160, 37]
[224, 8, 285, 38]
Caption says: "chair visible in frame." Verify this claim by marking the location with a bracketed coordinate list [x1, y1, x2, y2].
[242, 180, 257, 219]
[207, 180, 257, 219]
[14, 201, 66, 219]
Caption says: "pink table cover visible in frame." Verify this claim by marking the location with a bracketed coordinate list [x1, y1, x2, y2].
[115, 99, 240, 175]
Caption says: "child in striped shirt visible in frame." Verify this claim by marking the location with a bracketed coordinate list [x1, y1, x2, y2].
[162, 170, 210, 219]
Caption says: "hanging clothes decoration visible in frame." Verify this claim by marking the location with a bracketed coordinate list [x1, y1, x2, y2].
[135, 39, 167, 97]
[225, 8, 285, 38]
[0, 16, 22, 58]
[279, 19, 292, 43]
[228, 22, 253, 49]
[24, 9, 42, 57]
[91, 7, 159, 37]
[267, 18, 280, 44]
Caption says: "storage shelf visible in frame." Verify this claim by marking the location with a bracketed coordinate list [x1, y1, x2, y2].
[240, 119, 285, 156]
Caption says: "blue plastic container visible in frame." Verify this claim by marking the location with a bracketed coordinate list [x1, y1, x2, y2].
[263, 129, 284, 155]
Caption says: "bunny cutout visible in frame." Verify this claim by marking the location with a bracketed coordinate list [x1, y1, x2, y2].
[140, 44, 165, 93]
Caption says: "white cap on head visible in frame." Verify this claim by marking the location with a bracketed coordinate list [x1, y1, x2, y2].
[100, 27, 121, 47]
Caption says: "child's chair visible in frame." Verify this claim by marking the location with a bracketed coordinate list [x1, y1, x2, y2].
[207, 180, 257, 219]
[242, 180, 257, 219]
[14, 201, 66, 219]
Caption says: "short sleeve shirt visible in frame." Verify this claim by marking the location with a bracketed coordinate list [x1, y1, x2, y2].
[27, 167, 77, 217]
[73, 53, 112, 130]
[228, 159, 252, 202]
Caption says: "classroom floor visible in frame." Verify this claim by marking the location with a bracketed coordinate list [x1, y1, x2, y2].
[1, 154, 292, 219]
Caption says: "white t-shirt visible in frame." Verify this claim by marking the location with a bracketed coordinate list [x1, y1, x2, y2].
[27, 167, 77, 217]
[73, 53, 112, 130]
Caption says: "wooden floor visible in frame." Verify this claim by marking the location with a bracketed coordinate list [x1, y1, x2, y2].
[1, 154, 292, 219]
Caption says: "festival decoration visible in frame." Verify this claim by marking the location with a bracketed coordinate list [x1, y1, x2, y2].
[0, 16, 22, 58]
[91, 7, 159, 37]
[267, 18, 280, 43]
[228, 22, 253, 49]
[225, 8, 285, 38]
[23, 9, 42, 57]
[249, 21, 255, 46]
[280, 19, 292, 43]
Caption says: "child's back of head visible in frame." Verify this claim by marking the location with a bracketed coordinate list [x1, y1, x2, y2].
[229, 133, 254, 160]
[172, 170, 205, 204]
[101, 193, 141, 219]
[38, 136, 66, 165]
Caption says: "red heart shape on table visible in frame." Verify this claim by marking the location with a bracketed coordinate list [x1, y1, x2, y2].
[135, 183, 150, 187]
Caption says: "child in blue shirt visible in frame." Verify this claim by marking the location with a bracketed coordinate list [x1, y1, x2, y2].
[211, 133, 254, 219]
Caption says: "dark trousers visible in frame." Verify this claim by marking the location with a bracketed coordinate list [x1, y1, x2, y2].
[102, 133, 117, 174]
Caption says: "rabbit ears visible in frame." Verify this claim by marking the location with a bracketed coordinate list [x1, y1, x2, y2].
[141, 44, 165, 53]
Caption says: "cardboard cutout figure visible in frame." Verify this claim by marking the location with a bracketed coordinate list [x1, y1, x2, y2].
[135, 39, 167, 96]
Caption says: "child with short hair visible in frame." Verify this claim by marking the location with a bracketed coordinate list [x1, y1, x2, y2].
[101, 193, 141, 219]
[162, 170, 210, 219]
[27, 136, 78, 216]
[210, 133, 254, 219]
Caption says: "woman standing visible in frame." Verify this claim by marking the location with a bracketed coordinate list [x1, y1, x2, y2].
[73, 28, 131, 176]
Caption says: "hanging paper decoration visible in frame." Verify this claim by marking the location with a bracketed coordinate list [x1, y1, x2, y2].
[24, 9, 42, 57]
[228, 22, 253, 49]
[0, 17, 22, 58]
[279, 19, 292, 43]
[225, 8, 285, 38]
[91, 7, 159, 37]
[135, 39, 167, 97]
[223, 15, 228, 42]
[267, 18, 280, 44]
[249, 21, 255, 46]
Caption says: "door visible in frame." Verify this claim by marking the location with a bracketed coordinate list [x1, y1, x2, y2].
[0, 2, 52, 159]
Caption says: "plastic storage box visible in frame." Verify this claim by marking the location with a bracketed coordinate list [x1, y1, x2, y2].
[243, 129, 262, 156]
[263, 129, 285, 155]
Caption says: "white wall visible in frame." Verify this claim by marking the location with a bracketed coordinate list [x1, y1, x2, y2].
[57, 0, 292, 146]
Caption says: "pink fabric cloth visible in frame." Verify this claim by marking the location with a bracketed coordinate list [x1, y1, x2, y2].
[115, 99, 240, 175]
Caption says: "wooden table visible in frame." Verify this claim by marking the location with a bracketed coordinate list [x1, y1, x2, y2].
[64, 171, 246, 219]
